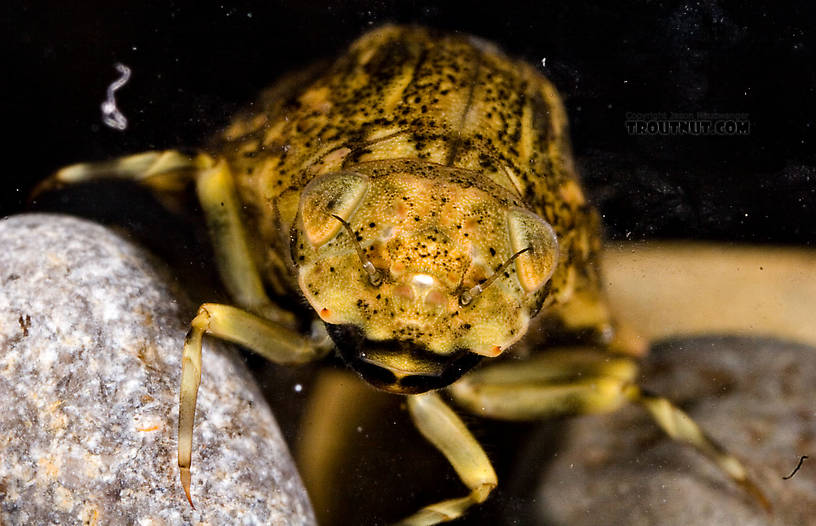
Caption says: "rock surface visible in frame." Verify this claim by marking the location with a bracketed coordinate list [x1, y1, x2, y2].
[535, 337, 816, 526]
[0, 214, 315, 525]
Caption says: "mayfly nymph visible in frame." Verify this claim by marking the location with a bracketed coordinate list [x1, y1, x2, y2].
[40, 25, 768, 524]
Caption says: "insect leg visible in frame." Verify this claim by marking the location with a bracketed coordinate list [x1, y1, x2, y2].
[448, 349, 637, 420]
[195, 158, 294, 325]
[41, 151, 294, 324]
[178, 302, 331, 507]
[33, 150, 200, 197]
[180, 158, 334, 506]
[397, 392, 497, 525]
[629, 387, 770, 510]
[448, 349, 768, 510]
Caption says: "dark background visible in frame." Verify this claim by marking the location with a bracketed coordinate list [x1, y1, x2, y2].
[4, 0, 816, 245]
[4, 2, 816, 524]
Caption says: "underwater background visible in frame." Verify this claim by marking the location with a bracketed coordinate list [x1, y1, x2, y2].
[5, 0, 815, 246]
[4, 1, 816, 524]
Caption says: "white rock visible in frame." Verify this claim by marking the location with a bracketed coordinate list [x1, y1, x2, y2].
[0, 214, 315, 525]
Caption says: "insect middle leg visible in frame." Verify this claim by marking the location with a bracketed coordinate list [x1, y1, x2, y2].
[38, 150, 293, 324]
[32, 150, 200, 206]
[447, 348, 769, 509]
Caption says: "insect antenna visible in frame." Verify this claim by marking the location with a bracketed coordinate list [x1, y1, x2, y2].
[459, 247, 532, 306]
[331, 214, 383, 286]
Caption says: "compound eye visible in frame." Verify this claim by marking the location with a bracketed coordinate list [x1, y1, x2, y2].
[300, 171, 370, 247]
[506, 208, 559, 292]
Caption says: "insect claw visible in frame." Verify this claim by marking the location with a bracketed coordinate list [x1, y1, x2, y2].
[180, 467, 196, 509]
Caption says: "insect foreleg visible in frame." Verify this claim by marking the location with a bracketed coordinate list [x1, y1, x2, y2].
[447, 350, 637, 420]
[195, 158, 294, 325]
[179, 152, 345, 509]
[178, 302, 331, 507]
[398, 392, 497, 525]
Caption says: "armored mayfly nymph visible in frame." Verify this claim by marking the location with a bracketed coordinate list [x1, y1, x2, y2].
[42, 25, 768, 524]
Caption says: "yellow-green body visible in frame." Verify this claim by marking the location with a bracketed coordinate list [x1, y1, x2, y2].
[42, 24, 769, 524]
[212, 25, 601, 363]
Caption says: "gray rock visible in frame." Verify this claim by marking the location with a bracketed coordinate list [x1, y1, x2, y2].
[536, 337, 816, 526]
[0, 214, 315, 525]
